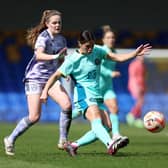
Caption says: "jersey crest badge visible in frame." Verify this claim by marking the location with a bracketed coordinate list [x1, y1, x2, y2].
[95, 58, 101, 65]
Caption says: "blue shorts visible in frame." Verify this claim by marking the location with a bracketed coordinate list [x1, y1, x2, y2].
[73, 98, 106, 119]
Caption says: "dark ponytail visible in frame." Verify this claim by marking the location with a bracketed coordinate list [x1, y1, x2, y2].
[78, 30, 95, 44]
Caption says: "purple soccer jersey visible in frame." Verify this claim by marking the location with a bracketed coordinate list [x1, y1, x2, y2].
[24, 30, 67, 84]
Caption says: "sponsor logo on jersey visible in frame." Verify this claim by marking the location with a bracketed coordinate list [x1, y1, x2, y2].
[95, 58, 101, 65]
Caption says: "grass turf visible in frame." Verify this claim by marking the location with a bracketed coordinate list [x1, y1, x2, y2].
[0, 122, 168, 168]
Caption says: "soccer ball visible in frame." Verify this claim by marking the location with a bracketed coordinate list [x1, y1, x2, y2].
[143, 111, 166, 133]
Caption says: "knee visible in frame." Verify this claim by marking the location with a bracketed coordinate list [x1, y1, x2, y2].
[61, 100, 72, 111]
[109, 104, 118, 114]
[28, 114, 40, 123]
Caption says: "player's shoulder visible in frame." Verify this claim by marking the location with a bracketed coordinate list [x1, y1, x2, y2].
[92, 45, 108, 59]
[35, 30, 50, 45]
[93, 45, 107, 53]
[38, 30, 50, 39]
[102, 45, 112, 53]
[65, 50, 78, 62]
[67, 49, 84, 66]
[94, 44, 103, 50]
[69, 50, 80, 61]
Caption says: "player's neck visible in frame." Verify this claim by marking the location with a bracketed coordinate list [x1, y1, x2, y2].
[47, 29, 58, 39]
[78, 49, 86, 55]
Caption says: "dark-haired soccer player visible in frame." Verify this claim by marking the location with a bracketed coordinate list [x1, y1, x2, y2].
[41, 30, 151, 156]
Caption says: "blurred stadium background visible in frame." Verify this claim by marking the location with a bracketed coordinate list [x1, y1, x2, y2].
[0, 0, 167, 122]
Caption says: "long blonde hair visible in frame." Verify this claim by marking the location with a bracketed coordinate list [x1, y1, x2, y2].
[27, 10, 62, 48]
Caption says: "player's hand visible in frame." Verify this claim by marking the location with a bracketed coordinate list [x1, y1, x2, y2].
[40, 91, 48, 104]
[135, 43, 152, 56]
[112, 71, 121, 78]
[58, 47, 67, 58]
[53, 48, 67, 60]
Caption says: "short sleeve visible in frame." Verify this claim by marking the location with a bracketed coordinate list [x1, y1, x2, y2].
[95, 45, 108, 60]
[34, 36, 47, 49]
[58, 58, 73, 77]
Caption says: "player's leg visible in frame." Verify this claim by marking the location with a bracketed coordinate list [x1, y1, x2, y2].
[4, 93, 42, 155]
[65, 105, 119, 156]
[71, 110, 111, 149]
[105, 98, 120, 137]
[48, 81, 72, 149]
[103, 90, 120, 138]
[84, 105, 119, 155]
[131, 94, 144, 118]
[104, 90, 129, 148]
[131, 95, 144, 128]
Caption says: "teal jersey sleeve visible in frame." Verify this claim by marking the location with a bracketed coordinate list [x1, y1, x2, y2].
[58, 57, 74, 77]
[94, 45, 108, 60]
[96, 45, 116, 76]
[101, 45, 117, 71]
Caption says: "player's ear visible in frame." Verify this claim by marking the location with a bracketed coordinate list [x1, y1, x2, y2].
[45, 22, 48, 28]
[45, 20, 50, 28]
[102, 37, 105, 44]
[78, 41, 82, 47]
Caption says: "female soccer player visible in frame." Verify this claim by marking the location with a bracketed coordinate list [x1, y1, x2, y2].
[40, 30, 151, 156]
[4, 10, 72, 156]
[62, 26, 128, 151]
[99, 25, 127, 140]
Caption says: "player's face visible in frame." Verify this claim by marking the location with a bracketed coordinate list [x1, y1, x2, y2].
[103, 32, 115, 48]
[79, 40, 94, 54]
[46, 15, 62, 35]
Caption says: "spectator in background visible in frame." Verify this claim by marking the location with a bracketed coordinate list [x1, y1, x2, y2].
[126, 57, 146, 128]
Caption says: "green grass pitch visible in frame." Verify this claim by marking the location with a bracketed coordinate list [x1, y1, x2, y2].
[0, 123, 168, 168]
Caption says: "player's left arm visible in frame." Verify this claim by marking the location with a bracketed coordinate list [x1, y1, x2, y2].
[107, 44, 151, 62]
